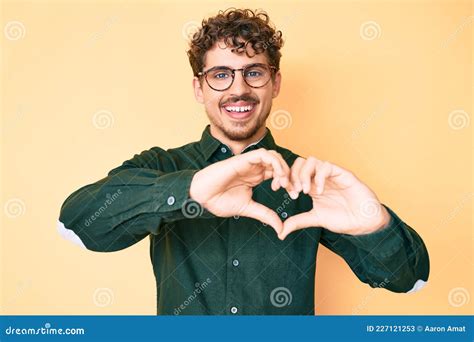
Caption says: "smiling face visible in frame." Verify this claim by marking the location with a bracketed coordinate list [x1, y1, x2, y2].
[193, 40, 281, 142]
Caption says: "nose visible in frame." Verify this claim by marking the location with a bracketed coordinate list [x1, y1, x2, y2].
[229, 70, 250, 94]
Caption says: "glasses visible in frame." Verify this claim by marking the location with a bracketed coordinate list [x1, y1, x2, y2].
[197, 63, 278, 91]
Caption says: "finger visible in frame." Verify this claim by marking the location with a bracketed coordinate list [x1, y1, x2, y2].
[241, 200, 283, 235]
[264, 167, 283, 192]
[289, 157, 305, 198]
[314, 161, 332, 195]
[263, 166, 274, 180]
[327, 162, 359, 188]
[247, 150, 285, 190]
[271, 177, 281, 191]
[298, 157, 318, 194]
[279, 211, 318, 240]
[247, 149, 283, 176]
[268, 150, 291, 188]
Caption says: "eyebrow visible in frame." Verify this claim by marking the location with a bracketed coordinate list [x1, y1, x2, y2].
[204, 63, 265, 71]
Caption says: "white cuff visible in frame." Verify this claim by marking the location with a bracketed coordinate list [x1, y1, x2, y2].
[407, 279, 427, 293]
[57, 220, 86, 249]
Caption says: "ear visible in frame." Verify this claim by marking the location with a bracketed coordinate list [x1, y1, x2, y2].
[193, 77, 204, 104]
[272, 70, 282, 98]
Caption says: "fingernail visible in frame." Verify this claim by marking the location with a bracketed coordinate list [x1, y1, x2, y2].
[303, 183, 309, 193]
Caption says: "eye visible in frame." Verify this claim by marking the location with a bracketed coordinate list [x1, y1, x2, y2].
[245, 68, 264, 78]
[210, 69, 231, 80]
[214, 72, 229, 79]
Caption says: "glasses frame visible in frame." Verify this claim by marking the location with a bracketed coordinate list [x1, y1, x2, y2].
[197, 63, 278, 91]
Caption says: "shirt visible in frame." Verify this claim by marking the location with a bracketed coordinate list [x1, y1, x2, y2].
[58, 124, 430, 315]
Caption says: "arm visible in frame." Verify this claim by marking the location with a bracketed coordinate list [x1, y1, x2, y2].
[58, 147, 293, 252]
[319, 204, 430, 293]
[58, 147, 198, 252]
[279, 156, 430, 292]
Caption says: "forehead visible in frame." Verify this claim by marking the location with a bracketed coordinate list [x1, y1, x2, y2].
[203, 40, 269, 69]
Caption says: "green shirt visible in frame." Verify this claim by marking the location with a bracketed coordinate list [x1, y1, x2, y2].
[58, 125, 430, 315]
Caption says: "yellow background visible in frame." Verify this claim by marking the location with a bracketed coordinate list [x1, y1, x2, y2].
[1, 0, 472, 315]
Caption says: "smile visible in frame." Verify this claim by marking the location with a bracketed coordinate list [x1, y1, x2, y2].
[222, 102, 256, 120]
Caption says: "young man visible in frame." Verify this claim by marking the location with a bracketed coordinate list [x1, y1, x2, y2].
[58, 8, 429, 315]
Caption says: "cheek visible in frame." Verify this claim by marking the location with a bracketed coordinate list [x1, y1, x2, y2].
[202, 91, 222, 110]
[257, 91, 273, 107]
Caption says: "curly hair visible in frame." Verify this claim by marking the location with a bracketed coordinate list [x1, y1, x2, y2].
[187, 8, 284, 78]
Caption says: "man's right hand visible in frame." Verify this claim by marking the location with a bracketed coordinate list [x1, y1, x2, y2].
[189, 148, 291, 234]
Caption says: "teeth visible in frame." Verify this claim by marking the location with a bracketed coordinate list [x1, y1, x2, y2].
[225, 105, 253, 112]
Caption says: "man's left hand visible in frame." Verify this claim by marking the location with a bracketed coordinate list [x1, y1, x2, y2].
[279, 156, 391, 240]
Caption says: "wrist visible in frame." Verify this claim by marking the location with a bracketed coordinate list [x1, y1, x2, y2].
[189, 169, 204, 204]
[363, 205, 391, 235]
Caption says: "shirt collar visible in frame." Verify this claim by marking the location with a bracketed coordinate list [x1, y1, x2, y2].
[199, 124, 277, 161]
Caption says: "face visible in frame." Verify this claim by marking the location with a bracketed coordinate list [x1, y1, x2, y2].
[193, 40, 281, 141]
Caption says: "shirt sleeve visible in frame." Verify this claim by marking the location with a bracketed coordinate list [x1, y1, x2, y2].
[57, 147, 203, 252]
[318, 204, 430, 293]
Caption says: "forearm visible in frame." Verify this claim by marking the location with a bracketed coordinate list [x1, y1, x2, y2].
[59, 160, 199, 252]
[320, 204, 430, 293]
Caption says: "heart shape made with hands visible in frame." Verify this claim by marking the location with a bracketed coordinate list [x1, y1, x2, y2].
[254, 156, 390, 241]
[190, 149, 390, 241]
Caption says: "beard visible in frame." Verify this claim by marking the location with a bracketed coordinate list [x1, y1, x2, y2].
[207, 106, 271, 141]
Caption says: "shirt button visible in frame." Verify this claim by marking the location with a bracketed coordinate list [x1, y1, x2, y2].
[232, 259, 239, 267]
[233, 215, 239, 220]
[230, 306, 238, 314]
[167, 196, 175, 206]
[221, 147, 227, 153]
[281, 211, 288, 219]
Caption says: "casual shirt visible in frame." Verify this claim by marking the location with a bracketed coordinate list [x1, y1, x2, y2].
[58, 125, 430, 315]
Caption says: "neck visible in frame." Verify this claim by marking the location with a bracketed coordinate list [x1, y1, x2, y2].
[210, 125, 268, 155]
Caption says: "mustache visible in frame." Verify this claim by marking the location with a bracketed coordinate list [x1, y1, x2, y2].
[221, 95, 259, 106]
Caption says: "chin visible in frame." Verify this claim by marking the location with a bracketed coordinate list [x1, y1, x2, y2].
[221, 120, 262, 141]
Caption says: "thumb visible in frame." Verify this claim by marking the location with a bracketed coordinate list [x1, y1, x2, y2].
[279, 211, 319, 240]
[240, 200, 283, 235]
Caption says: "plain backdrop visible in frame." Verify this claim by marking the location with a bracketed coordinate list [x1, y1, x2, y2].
[1, 0, 472, 315]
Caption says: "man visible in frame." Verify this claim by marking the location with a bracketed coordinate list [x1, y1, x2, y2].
[58, 8, 429, 315]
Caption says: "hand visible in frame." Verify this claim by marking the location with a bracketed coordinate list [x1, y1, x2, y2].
[279, 156, 390, 240]
[190, 148, 291, 235]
